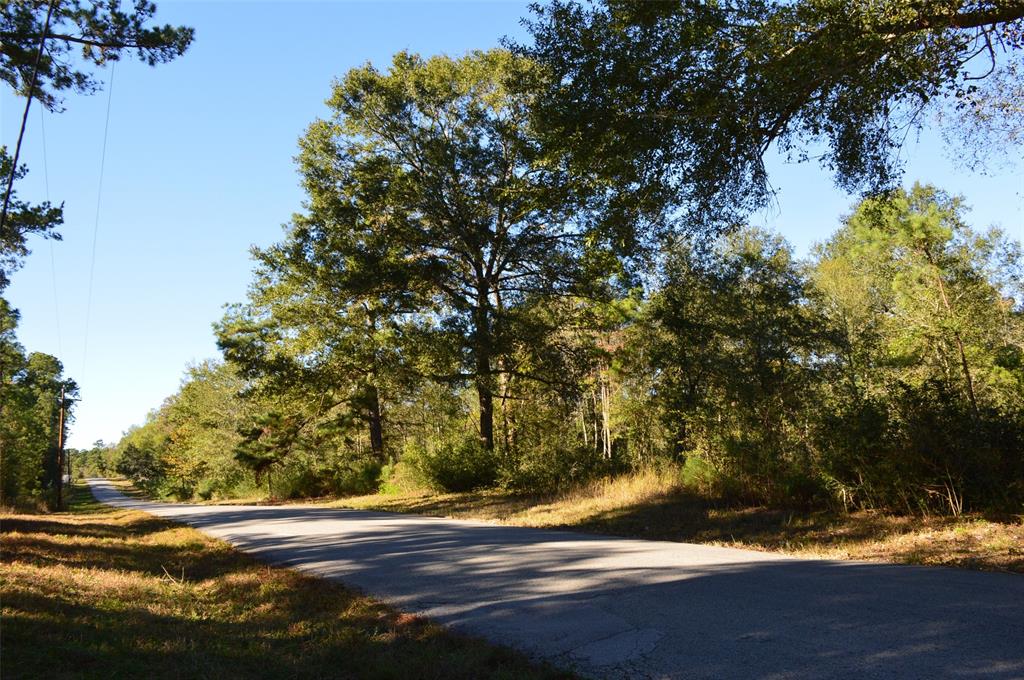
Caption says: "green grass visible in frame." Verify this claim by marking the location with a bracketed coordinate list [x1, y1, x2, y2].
[1, 483, 573, 680]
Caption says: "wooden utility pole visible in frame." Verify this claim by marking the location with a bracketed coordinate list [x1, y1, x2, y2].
[56, 385, 66, 510]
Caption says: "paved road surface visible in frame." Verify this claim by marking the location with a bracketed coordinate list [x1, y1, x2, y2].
[86, 478, 1024, 679]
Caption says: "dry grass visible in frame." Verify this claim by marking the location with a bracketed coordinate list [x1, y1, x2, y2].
[0, 483, 572, 680]
[335, 469, 1024, 574]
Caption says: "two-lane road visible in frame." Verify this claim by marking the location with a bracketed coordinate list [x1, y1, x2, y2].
[87, 478, 1024, 679]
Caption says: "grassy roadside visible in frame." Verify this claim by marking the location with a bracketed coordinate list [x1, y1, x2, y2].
[332, 470, 1024, 574]
[0, 483, 572, 680]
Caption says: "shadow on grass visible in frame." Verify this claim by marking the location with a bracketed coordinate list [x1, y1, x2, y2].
[371, 491, 553, 520]
[40, 481, 1024, 678]
[1, 484, 572, 680]
[564, 491, 841, 543]
[544, 489, 1024, 572]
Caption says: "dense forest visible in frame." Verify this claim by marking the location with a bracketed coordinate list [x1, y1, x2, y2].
[6, 1, 1024, 515]
[82, 174, 1023, 514]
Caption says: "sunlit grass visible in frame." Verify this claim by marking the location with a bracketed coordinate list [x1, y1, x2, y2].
[337, 470, 1024, 574]
[0, 483, 572, 680]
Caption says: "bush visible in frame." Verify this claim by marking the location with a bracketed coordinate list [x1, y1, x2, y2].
[678, 454, 745, 502]
[814, 382, 1024, 514]
[500, 440, 608, 493]
[329, 458, 383, 496]
[378, 461, 430, 495]
[195, 478, 217, 501]
[403, 437, 498, 492]
[273, 464, 331, 499]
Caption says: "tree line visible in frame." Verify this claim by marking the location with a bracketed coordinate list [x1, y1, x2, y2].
[6, 1, 1023, 514]
[90, 49, 1023, 515]
[0, 1, 192, 508]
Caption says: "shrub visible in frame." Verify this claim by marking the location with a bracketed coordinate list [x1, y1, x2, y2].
[329, 458, 383, 496]
[378, 461, 430, 496]
[679, 454, 744, 502]
[500, 440, 608, 493]
[403, 437, 498, 492]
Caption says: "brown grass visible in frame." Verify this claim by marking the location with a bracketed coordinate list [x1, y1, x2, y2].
[0, 483, 572, 680]
[333, 469, 1024, 574]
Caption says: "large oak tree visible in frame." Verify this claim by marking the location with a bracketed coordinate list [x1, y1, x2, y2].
[285, 50, 608, 451]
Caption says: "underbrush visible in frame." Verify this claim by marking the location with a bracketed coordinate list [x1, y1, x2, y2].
[341, 466, 1024, 574]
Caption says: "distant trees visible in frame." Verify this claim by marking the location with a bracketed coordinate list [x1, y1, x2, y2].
[112, 361, 253, 499]
[70, 440, 116, 478]
[0, 299, 76, 507]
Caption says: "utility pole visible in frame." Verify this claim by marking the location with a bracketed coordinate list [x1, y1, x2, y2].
[56, 385, 66, 510]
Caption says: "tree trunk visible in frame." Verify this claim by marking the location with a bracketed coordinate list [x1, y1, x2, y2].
[925, 248, 979, 416]
[493, 287, 518, 457]
[599, 369, 612, 460]
[673, 420, 688, 458]
[953, 331, 979, 416]
[474, 285, 495, 451]
[477, 368, 495, 451]
[367, 384, 385, 462]
[580, 405, 588, 446]
[0, 363, 6, 506]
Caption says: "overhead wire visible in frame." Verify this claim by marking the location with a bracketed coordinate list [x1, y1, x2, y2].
[39, 105, 64, 360]
[81, 63, 115, 382]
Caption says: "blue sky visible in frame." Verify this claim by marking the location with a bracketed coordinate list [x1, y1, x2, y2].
[2, 1, 1021, 448]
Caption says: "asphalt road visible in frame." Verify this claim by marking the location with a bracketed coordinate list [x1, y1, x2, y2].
[86, 478, 1024, 679]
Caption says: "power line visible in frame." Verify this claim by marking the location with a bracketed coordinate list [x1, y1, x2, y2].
[40, 106, 64, 360]
[81, 63, 116, 381]
[0, 0, 57, 233]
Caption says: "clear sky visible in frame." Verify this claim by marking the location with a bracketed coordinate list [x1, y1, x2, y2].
[1, 1, 1021, 449]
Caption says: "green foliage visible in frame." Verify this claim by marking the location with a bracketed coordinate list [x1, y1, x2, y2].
[234, 411, 300, 490]
[807, 184, 1024, 512]
[524, 0, 1024, 230]
[119, 181, 1023, 515]
[403, 437, 498, 493]
[633, 227, 829, 505]
[115, 442, 165, 493]
[0, 149, 63, 291]
[0, 298, 76, 507]
[89, 18, 1015, 518]
[378, 461, 430, 496]
[0, 0, 193, 110]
